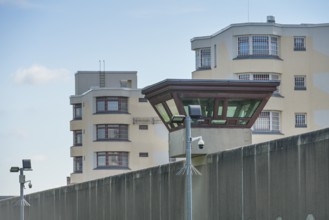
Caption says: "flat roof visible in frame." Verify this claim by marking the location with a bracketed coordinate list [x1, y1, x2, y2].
[142, 79, 280, 100]
[191, 22, 329, 42]
[142, 79, 280, 131]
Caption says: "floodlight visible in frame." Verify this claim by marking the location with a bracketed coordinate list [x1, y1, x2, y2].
[22, 159, 32, 171]
[171, 115, 186, 123]
[10, 167, 20, 172]
[188, 105, 202, 119]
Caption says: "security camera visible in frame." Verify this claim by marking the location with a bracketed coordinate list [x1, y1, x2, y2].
[28, 182, 32, 189]
[198, 138, 205, 149]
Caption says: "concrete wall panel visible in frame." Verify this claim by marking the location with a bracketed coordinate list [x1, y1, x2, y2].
[1, 128, 329, 220]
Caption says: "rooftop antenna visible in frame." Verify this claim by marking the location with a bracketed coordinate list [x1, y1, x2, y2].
[99, 60, 101, 72]
[103, 60, 105, 72]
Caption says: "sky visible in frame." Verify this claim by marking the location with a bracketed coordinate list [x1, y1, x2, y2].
[0, 0, 328, 196]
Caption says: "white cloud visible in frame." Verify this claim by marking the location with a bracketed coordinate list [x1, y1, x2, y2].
[14, 65, 70, 85]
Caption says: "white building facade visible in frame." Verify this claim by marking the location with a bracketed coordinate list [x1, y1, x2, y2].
[69, 71, 168, 184]
[191, 17, 329, 143]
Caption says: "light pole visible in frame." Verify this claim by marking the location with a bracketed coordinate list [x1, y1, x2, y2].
[172, 105, 204, 220]
[10, 159, 32, 220]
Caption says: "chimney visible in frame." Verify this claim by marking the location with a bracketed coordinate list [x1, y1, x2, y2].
[267, 15, 275, 23]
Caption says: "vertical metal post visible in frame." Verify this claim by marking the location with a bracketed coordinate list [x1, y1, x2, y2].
[185, 115, 192, 220]
[19, 169, 24, 220]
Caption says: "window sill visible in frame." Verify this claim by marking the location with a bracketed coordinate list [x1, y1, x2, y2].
[94, 167, 130, 170]
[72, 171, 83, 174]
[294, 48, 306, 51]
[94, 112, 130, 115]
[294, 87, 306, 91]
[234, 55, 283, 60]
[295, 125, 307, 128]
[94, 139, 131, 142]
[252, 131, 283, 135]
[71, 118, 82, 121]
[195, 67, 211, 71]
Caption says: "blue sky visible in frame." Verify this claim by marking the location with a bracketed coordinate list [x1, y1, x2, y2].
[1, 0, 328, 196]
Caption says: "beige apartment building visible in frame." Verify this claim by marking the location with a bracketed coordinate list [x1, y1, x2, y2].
[191, 16, 329, 144]
[69, 71, 168, 184]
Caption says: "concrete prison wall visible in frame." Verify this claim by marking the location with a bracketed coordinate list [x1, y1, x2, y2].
[1, 127, 329, 220]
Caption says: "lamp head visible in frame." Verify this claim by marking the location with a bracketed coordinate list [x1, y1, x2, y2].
[10, 167, 20, 172]
[188, 105, 202, 119]
[22, 159, 32, 171]
[171, 115, 186, 124]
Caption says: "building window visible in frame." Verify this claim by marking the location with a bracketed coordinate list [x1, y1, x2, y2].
[237, 73, 280, 95]
[73, 130, 82, 146]
[139, 97, 148, 102]
[294, 75, 306, 90]
[294, 36, 306, 51]
[73, 104, 82, 119]
[295, 113, 307, 127]
[252, 111, 281, 133]
[139, 125, 148, 130]
[139, 152, 149, 157]
[96, 152, 129, 169]
[195, 47, 211, 70]
[120, 80, 132, 88]
[96, 124, 128, 141]
[238, 36, 249, 56]
[73, 156, 83, 173]
[96, 97, 128, 113]
[237, 35, 279, 57]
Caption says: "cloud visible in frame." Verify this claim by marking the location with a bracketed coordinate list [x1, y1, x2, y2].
[14, 65, 70, 85]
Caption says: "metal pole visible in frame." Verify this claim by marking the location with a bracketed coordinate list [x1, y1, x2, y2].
[185, 115, 192, 220]
[19, 169, 24, 220]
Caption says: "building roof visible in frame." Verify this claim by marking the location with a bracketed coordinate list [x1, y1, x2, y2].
[191, 21, 329, 42]
[142, 79, 280, 131]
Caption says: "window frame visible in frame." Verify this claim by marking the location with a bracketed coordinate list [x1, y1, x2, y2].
[138, 97, 148, 102]
[73, 130, 83, 146]
[73, 104, 82, 120]
[96, 124, 129, 141]
[139, 125, 148, 130]
[294, 36, 306, 51]
[96, 152, 129, 169]
[252, 111, 281, 134]
[120, 80, 132, 88]
[295, 113, 307, 128]
[139, 152, 149, 157]
[73, 156, 83, 173]
[195, 47, 211, 70]
[294, 75, 306, 90]
[237, 35, 279, 58]
[96, 96, 128, 113]
[237, 73, 281, 95]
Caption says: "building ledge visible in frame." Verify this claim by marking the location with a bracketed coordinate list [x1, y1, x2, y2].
[252, 131, 284, 135]
[234, 55, 283, 61]
[94, 167, 131, 170]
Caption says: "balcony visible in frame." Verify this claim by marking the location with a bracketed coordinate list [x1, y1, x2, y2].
[70, 146, 83, 157]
